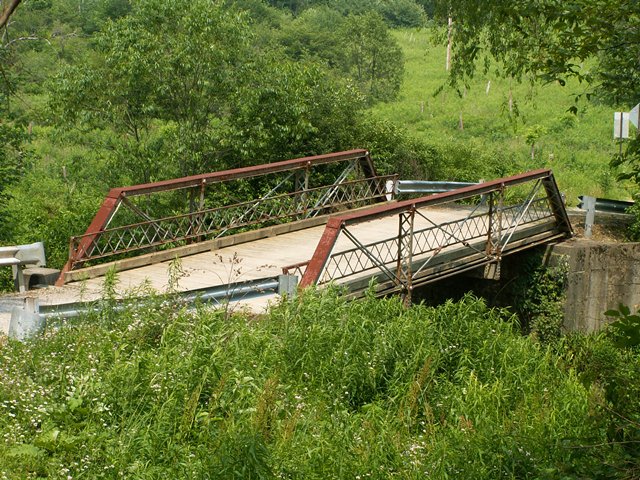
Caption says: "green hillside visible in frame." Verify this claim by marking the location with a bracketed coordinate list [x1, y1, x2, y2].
[371, 29, 631, 203]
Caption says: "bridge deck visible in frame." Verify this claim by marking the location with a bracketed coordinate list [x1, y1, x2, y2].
[44, 205, 463, 302]
[0, 206, 467, 333]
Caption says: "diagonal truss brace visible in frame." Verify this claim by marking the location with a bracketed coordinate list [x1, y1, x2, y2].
[216, 171, 297, 238]
[341, 227, 399, 286]
[499, 179, 542, 251]
[310, 160, 358, 216]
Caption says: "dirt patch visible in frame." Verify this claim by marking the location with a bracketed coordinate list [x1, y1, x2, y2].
[567, 210, 633, 243]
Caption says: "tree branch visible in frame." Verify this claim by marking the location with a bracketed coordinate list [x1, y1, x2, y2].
[4, 35, 49, 48]
[0, 0, 22, 31]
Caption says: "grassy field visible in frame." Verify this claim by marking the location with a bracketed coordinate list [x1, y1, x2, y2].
[371, 29, 632, 204]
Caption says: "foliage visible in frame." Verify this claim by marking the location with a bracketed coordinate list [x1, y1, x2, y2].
[356, 116, 518, 181]
[0, 26, 19, 116]
[372, 29, 630, 202]
[0, 121, 33, 290]
[605, 304, 640, 349]
[221, 58, 364, 164]
[612, 136, 640, 238]
[1, 171, 101, 269]
[431, 0, 640, 104]
[50, 0, 252, 178]
[0, 122, 31, 233]
[561, 332, 640, 476]
[485, 250, 568, 346]
[341, 11, 404, 104]
[278, 6, 345, 63]
[0, 290, 627, 478]
[371, 0, 428, 27]
[428, 0, 640, 228]
[265, 0, 428, 27]
[278, 8, 405, 105]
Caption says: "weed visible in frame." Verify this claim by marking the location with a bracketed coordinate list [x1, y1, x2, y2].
[0, 289, 635, 478]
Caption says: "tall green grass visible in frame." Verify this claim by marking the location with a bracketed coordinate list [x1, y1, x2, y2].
[1, 288, 630, 479]
[371, 29, 632, 203]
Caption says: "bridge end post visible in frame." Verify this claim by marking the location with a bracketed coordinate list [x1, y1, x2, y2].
[542, 174, 573, 237]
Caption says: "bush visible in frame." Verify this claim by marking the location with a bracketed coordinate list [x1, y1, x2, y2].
[0, 289, 623, 478]
[1, 173, 101, 269]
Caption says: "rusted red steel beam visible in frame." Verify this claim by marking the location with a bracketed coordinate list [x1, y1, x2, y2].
[56, 150, 375, 286]
[329, 168, 552, 225]
[112, 149, 372, 197]
[299, 169, 568, 288]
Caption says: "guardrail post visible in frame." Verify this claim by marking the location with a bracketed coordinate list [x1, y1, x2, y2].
[278, 274, 299, 298]
[582, 195, 596, 238]
[9, 297, 44, 341]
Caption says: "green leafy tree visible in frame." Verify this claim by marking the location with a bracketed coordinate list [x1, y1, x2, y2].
[222, 58, 364, 163]
[278, 6, 347, 69]
[50, 0, 251, 180]
[341, 12, 404, 104]
[373, 0, 427, 27]
[278, 8, 404, 104]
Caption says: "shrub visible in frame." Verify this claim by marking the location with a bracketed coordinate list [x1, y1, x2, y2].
[0, 289, 622, 478]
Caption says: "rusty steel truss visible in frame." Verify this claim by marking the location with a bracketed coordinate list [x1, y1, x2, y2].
[59, 150, 393, 284]
[296, 169, 572, 302]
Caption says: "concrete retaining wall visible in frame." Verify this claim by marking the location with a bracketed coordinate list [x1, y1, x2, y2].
[548, 241, 640, 332]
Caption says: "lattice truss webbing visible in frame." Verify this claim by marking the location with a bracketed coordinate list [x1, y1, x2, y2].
[317, 186, 556, 285]
[69, 156, 393, 266]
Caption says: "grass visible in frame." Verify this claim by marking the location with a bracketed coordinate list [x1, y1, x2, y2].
[371, 29, 633, 204]
[1, 287, 636, 479]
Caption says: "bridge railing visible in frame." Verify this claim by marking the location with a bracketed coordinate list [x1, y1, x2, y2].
[60, 150, 390, 281]
[296, 169, 572, 301]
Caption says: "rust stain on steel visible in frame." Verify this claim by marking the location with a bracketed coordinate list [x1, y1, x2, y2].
[299, 219, 342, 288]
[114, 149, 371, 197]
[75, 192, 120, 257]
[57, 194, 120, 284]
[281, 260, 310, 275]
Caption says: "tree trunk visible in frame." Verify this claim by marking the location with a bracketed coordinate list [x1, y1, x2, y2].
[446, 16, 453, 71]
[0, 0, 22, 30]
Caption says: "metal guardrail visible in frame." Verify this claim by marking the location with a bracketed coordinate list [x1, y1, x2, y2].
[578, 196, 634, 214]
[577, 195, 634, 237]
[395, 180, 477, 194]
[9, 275, 298, 340]
[0, 242, 48, 292]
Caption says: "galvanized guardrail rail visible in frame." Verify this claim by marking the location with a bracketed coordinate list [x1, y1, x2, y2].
[9, 275, 298, 340]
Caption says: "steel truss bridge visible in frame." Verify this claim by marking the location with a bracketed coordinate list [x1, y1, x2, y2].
[50, 149, 571, 308]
